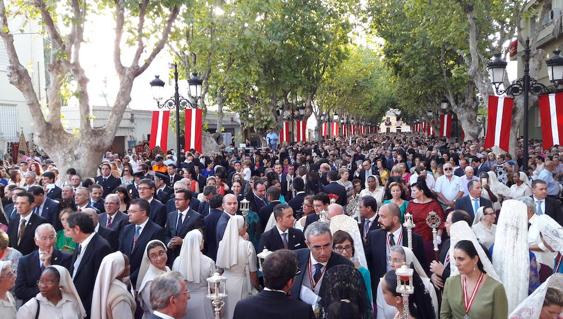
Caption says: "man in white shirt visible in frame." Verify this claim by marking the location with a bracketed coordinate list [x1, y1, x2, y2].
[434, 163, 464, 209]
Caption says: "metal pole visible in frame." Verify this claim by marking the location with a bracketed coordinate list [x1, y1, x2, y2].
[523, 39, 530, 173]
[174, 63, 181, 169]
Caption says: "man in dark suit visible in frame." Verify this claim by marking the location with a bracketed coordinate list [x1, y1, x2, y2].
[258, 204, 306, 252]
[258, 186, 282, 232]
[166, 181, 202, 214]
[90, 184, 105, 213]
[155, 173, 173, 204]
[287, 177, 306, 218]
[216, 194, 238, 244]
[41, 171, 62, 200]
[454, 180, 492, 219]
[82, 208, 119, 252]
[303, 193, 330, 231]
[74, 187, 99, 213]
[196, 186, 217, 217]
[166, 163, 183, 187]
[321, 171, 347, 206]
[358, 195, 380, 246]
[532, 179, 563, 225]
[127, 171, 145, 199]
[95, 163, 121, 197]
[234, 250, 314, 319]
[28, 185, 61, 228]
[67, 212, 112, 319]
[203, 194, 224, 260]
[14, 223, 72, 303]
[165, 190, 204, 264]
[290, 221, 353, 302]
[99, 194, 129, 234]
[366, 203, 425, 305]
[118, 198, 165, 286]
[246, 180, 267, 213]
[138, 179, 167, 227]
[148, 271, 189, 319]
[8, 192, 48, 255]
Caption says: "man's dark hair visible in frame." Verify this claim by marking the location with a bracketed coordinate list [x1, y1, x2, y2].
[312, 192, 330, 205]
[202, 185, 217, 196]
[266, 186, 281, 201]
[360, 196, 378, 213]
[16, 192, 35, 204]
[254, 179, 266, 191]
[175, 189, 192, 201]
[67, 212, 95, 234]
[91, 184, 103, 191]
[328, 170, 339, 182]
[293, 177, 304, 192]
[130, 198, 150, 216]
[451, 209, 472, 225]
[27, 185, 45, 196]
[42, 171, 56, 181]
[262, 249, 298, 290]
[209, 194, 224, 209]
[531, 179, 547, 189]
[273, 203, 291, 220]
[138, 179, 156, 190]
[467, 180, 479, 192]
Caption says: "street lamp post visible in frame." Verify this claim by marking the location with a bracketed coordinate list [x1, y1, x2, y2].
[150, 63, 202, 169]
[487, 40, 563, 172]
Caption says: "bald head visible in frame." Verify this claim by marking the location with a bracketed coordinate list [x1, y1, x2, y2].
[222, 193, 238, 215]
[381, 203, 401, 218]
[327, 203, 344, 219]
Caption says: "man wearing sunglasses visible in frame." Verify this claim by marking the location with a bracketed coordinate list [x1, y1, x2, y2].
[434, 163, 464, 210]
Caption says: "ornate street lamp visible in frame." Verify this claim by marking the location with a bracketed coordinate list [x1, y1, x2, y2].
[150, 62, 202, 168]
[488, 40, 560, 171]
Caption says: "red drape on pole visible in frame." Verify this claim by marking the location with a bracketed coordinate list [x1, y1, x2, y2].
[538, 93, 563, 149]
[149, 110, 170, 150]
[185, 108, 203, 153]
[484, 95, 513, 152]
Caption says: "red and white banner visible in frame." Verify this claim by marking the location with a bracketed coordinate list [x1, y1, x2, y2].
[331, 122, 339, 136]
[300, 119, 307, 142]
[185, 108, 203, 153]
[538, 93, 563, 149]
[149, 110, 170, 151]
[280, 121, 291, 144]
[484, 95, 513, 152]
[440, 113, 453, 137]
[322, 122, 328, 137]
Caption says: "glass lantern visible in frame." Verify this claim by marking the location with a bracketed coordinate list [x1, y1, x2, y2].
[206, 272, 227, 299]
[396, 263, 414, 295]
[257, 248, 272, 272]
[240, 198, 250, 217]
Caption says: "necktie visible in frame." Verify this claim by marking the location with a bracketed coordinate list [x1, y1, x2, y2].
[473, 198, 479, 214]
[17, 219, 27, 245]
[313, 263, 323, 283]
[364, 220, 371, 239]
[73, 244, 83, 277]
[281, 232, 288, 249]
[176, 213, 184, 235]
[536, 201, 544, 215]
[107, 216, 113, 228]
[389, 233, 395, 246]
[133, 225, 141, 249]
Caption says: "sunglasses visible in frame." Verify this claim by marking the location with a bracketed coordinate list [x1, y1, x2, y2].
[444, 168, 453, 171]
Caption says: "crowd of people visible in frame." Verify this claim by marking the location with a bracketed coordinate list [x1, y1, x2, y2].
[0, 132, 561, 319]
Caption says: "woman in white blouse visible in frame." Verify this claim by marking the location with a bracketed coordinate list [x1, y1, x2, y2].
[17, 266, 86, 319]
[0, 261, 16, 319]
[509, 172, 532, 199]
[472, 206, 497, 250]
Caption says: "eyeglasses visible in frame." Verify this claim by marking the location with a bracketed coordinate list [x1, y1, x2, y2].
[333, 244, 353, 253]
[444, 168, 453, 171]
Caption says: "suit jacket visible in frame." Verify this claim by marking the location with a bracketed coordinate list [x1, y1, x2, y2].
[437, 238, 451, 288]
[216, 212, 232, 245]
[287, 192, 306, 218]
[127, 183, 139, 199]
[197, 200, 211, 217]
[167, 174, 182, 187]
[365, 227, 425, 304]
[290, 248, 353, 299]
[15, 249, 72, 302]
[149, 198, 167, 227]
[165, 209, 204, 262]
[97, 225, 118, 252]
[258, 200, 281, 231]
[167, 197, 201, 214]
[156, 186, 173, 204]
[542, 196, 563, 225]
[95, 175, 121, 197]
[246, 192, 267, 214]
[358, 217, 380, 247]
[91, 199, 105, 213]
[99, 211, 129, 234]
[35, 197, 61, 228]
[321, 182, 348, 206]
[8, 213, 48, 255]
[46, 186, 62, 200]
[258, 227, 306, 252]
[71, 233, 112, 317]
[4, 203, 16, 220]
[233, 290, 315, 319]
[204, 208, 223, 261]
[454, 195, 492, 219]
[118, 219, 165, 285]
